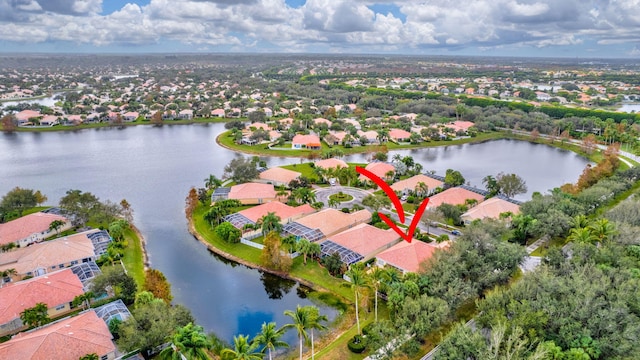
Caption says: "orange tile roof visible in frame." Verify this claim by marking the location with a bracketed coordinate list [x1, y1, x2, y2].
[389, 128, 411, 140]
[426, 187, 485, 209]
[0, 212, 68, 246]
[295, 209, 371, 238]
[390, 174, 444, 194]
[461, 197, 520, 222]
[228, 183, 276, 201]
[259, 167, 301, 184]
[0, 310, 115, 360]
[445, 120, 475, 132]
[0, 230, 96, 276]
[325, 224, 400, 258]
[314, 158, 347, 170]
[359, 162, 395, 182]
[238, 202, 316, 223]
[0, 269, 84, 325]
[292, 134, 321, 147]
[376, 240, 439, 273]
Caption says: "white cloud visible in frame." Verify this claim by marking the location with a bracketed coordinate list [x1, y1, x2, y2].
[0, 0, 639, 55]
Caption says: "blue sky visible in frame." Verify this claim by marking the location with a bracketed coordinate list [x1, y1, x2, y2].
[1, 0, 639, 57]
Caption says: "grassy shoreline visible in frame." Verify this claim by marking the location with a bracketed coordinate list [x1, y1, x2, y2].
[0, 117, 232, 132]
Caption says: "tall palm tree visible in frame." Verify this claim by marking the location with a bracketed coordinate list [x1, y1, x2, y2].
[296, 239, 320, 265]
[48, 219, 65, 236]
[293, 187, 316, 205]
[306, 306, 327, 360]
[257, 212, 282, 235]
[414, 182, 428, 197]
[368, 267, 390, 322]
[204, 174, 222, 190]
[221, 335, 262, 360]
[344, 266, 368, 335]
[283, 306, 311, 360]
[253, 322, 288, 360]
[160, 323, 210, 360]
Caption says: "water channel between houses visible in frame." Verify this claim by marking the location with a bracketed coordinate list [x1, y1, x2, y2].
[0, 123, 591, 343]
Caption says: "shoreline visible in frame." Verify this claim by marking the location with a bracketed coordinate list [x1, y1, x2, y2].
[185, 214, 344, 297]
[131, 224, 150, 271]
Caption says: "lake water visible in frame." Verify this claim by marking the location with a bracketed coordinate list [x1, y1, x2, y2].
[0, 92, 67, 108]
[0, 124, 590, 343]
[618, 103, 640, 113]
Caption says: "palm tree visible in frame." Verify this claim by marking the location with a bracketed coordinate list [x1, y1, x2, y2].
[384, 170, 395, 182]
[572, 214, 590, 229]
[160, 323, 210, 360]
[221, 334, 262, 360]
[283, 306, 311, 360]
[204, 174, 222, 190]
[568, 227, 597, 244]
[276, 188, 289, 201]
[306, 306, 327, 360]
[253, 322, 288, 360]
[296, 239, 320, 265]
[79, 354, 99, 360]
[257, 212, 282, 235]
[282, 235, 297, 254]
[344, 266, 368, 335]
[589, 218, 617, 243]
[368, 267, 390, 322]
[293, 187, 316, 205]
[49, 219, 66, 236]
[414, 182, 428, 197]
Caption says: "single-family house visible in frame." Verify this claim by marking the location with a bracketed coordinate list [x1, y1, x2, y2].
[122, 111, 139, 122]
[320, 224, 401, 265]
[0, 212, 71, 248]
[390, 174, 444, 196]
[314, 158, 348, 171]
[227, 183, 277, 205]
[281, 209, 371, 242]
[178, 109, 194, 120]
[376, 240, 439, 274]
[14, 110, 41, 125]
[0, 231, 96, 280]
[291, 134, 321, 150]
[444, 121, 475, 133]
[259, 167, 301, 187]
[314, 118, 332, 127]
[426, 187, 485, 209]
[225, 201, 316, 231]
[0, 269, 85, 336]
[356, 130, 379, 144]
[359, 162, 395, 183]
[39, 115, 59, 127]
[461, 197, 521, 224]
[0, 310, 117, 360]
[212, 108, 226, 117]
[388, 128, 412, 142]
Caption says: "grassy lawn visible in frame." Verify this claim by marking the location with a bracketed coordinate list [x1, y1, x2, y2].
[218, 131, 328, 157]
[193, 205, 263, 264]
[330, 192, 354, 202]
[3, 117, 233, 132]
[289, 258, 354, 302]
[121, 227, 145, 288]
[281, 163, 320, 180]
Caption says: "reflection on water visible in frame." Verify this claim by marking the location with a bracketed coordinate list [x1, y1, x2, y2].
[0, 124, 591, 341]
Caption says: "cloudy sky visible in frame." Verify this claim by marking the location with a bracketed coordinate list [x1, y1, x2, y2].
[1, 0, 639, 57]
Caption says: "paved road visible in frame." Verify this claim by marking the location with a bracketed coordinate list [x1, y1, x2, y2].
[313, 185, 372, 207]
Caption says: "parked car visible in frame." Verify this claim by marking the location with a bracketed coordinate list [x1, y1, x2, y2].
[451, 230, 461, 235]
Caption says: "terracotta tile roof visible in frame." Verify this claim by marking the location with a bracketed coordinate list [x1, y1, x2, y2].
[0, 269, 84, 325]
[389, 128, 411, 140]
[390, 174, 443, 194]
[228, 183, 276, 201]
[295, 209, 371, 238]
[314, 158, 347, 170]
[445, 120, 475, 132]
[259, 167, 301, 185]
[314, 118, 332, 126]
[292, 134, 321, 147]
[359, 162, 395, 182]
[426, 187, 485, 209]
[376, 240, 439, 273]
[0, 231, 96, 276]
[0, 310, 115, 360]
[461, 197, 520, 222]
[238, 202, 316, 223]
[325, 224, 400, 258]
[0, 212, 69, 246]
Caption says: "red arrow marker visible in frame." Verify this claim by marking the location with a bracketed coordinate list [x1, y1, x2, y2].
[356, 166, 430, 243]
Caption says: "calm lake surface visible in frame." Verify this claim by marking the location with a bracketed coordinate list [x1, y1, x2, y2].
[0, 124, 590, 342]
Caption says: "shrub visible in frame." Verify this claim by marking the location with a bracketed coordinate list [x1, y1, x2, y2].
[407, 196, 415, 204]
[341, 207, 350, 213]
[348, 335, 366, 353]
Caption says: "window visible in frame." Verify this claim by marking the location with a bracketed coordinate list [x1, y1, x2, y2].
[101, 355, 108, 360]
[59, 264, 64, 269]
[55, 304, 65, 311]
[70, 260, 78, 265]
